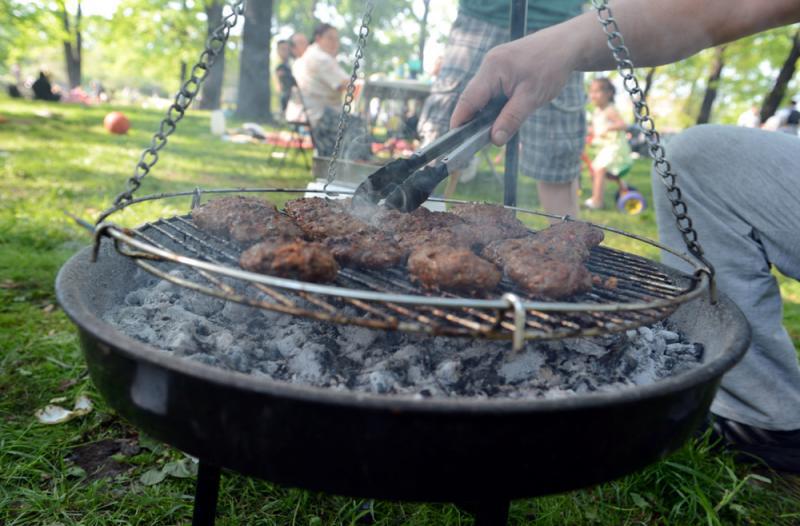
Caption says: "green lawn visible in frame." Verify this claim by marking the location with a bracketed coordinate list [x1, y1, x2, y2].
[1, 96, 798, 525]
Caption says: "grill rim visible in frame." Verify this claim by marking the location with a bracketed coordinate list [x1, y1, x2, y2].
[58, 242, 747, 414]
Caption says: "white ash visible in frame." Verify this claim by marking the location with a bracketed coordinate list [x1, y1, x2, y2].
[104, 269, 704, 400]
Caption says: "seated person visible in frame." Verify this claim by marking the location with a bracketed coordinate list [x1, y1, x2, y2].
[285, 23, 371, 160]
[32, 70, 61, 102]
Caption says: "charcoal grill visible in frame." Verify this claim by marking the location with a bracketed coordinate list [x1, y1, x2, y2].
[55, 1, 753, 524]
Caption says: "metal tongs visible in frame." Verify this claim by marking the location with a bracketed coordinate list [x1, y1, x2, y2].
[352, 96, 507, 212]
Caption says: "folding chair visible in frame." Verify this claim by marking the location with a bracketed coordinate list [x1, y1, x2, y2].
[267, 75, 316, 173]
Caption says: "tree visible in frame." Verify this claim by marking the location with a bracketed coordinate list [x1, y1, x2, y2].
[760, 28, 800, 122]
[696, 45, 726, 125]
[199, 0, 225, 110]
[235, 0, 273, 121]
[56, 0, 82, 88]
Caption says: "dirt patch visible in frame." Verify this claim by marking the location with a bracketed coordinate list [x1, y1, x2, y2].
[66, 438, 140, 481]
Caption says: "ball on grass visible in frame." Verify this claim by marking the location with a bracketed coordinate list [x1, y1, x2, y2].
[104, 111, 130, 135]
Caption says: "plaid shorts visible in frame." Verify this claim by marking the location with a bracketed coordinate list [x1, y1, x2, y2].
[418, 13, 586, 183]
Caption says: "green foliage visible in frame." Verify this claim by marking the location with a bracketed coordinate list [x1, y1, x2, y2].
[274, 0, 441, 74]
[651, 25, 800, 126]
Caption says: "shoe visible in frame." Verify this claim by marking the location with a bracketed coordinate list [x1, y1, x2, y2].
[708, 414, 800, 474]
[583, 198, 603, 210]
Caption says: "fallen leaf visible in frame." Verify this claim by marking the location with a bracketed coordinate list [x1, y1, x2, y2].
[35, 405, 74, 425]
[35, 395, 93, 424]
[162, 458, 197, 479]
[140, 468, 167, 486]
[42, 303, 57, 313]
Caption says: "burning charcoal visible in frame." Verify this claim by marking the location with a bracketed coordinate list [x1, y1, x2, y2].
[500, 350, 545, 384]
[184, 292, 225, 318]
[435, 360, 461, 387]
[566, 338, 610, 357]
[221, 301, 257, 324]
[638, 326, 655, 343]
[289, 347, 327, 384]
[367, 370, 397, 394]
[124, 289, 146, 306]
[661, 330, 680, 343]
[105, 267, 706, 400]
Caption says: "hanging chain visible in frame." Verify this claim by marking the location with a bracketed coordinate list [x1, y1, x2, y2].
[590, 0, 715, 280]
[324, 1, 375, 192]
[102, 0, 246, 220]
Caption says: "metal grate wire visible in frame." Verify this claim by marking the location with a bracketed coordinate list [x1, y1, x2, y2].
[120, 211, 690, 343]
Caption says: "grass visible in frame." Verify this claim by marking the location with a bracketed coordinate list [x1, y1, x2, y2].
[1, 95, 799, 525]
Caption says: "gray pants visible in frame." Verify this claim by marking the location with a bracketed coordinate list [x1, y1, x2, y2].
[652, 124, 800, 431]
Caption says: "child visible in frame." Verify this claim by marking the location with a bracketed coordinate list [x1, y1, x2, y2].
[585, 77, 632, 209]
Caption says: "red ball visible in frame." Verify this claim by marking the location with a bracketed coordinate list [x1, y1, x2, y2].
[104, 111, 130, 135]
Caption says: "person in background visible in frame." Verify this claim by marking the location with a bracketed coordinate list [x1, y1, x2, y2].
[286, 23, 371, 160]
[777, 98, 799, 136]
[32, 70, 61, 102]
[274, 39, 294, 114]
[736, 105, 761, 128]
[584, 77, 632, 210]
[286, 23, 349, 127]
[451, 0, 800, 474]
[290, 32, 309, 59]
[417, 0, 586, 218]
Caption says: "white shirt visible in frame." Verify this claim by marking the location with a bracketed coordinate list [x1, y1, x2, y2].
[285, 43, 349, 125]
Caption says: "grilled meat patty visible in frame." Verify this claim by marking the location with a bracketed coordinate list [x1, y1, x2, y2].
[192, 196, 303, 246]
[285, 198, 404, 269]
[502, 252, 593, 298]
[451, 203, 530, 241]
[408, 244, 501, 294]
[481, 221, 603, 298]
[240, 239, 339, 283]
[323, 233, 406, 269]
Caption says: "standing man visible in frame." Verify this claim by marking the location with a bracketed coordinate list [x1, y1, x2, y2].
[417, 0, 586, 217]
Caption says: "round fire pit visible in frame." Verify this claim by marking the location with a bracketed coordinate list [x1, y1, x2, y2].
[56, 240, 749, 524]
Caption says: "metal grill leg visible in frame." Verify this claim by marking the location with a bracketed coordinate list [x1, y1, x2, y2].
[192, 461, 221, 526]
[459, 500, 510, 526]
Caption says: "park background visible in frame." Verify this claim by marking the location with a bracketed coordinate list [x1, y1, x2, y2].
[1, 1, 800, 525]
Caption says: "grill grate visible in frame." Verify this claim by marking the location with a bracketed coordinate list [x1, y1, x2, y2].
[108, 204, 703, 344]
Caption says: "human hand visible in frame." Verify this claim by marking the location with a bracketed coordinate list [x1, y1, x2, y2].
[450, 28, 579, 145]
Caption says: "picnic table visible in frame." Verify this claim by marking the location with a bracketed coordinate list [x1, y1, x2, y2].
[361, 78, 432, 137]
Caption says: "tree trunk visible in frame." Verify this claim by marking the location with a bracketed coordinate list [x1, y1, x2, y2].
[696, 45, 726, 125]
[417, 0, 430, 72]
[235, 0, 273, 121]
[642, 67, 656, 100]
[760, 28, 800, 123]
[199, 1, 225, 110]
[60, 0, 82, 88]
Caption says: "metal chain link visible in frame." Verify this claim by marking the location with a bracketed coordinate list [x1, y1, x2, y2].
[102, 0, 246, 219]
[590, 0, 715, 280]
[323, 1, 375, 192]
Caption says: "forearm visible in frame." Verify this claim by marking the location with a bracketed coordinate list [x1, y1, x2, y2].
[556, 0, 800, 72]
